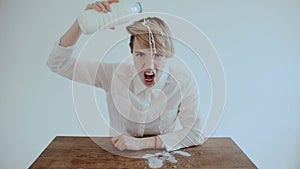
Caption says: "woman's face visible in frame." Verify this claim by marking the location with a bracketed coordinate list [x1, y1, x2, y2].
[132, 37, 168, 87]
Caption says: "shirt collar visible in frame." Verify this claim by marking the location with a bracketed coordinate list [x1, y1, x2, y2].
[131, 65, 169, 95]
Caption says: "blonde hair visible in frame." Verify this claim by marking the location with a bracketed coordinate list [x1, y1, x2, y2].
[126, 17, 174, 58]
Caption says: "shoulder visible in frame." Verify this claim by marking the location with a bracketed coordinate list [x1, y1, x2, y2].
[167, 58, 194, 85]
[167, 57, 198, 98]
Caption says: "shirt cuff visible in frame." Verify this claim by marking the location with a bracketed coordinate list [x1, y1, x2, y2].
[51, 41, 75, 57]
[158, 128, 204, 152]
[158, 132, 185, 151]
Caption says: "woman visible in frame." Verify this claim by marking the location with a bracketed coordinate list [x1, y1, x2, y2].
[47, 0, 204, 151]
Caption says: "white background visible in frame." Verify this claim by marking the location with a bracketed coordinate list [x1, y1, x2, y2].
[0, 0, 299, 168]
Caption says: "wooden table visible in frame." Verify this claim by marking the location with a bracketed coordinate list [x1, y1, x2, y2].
[29, 136, 257, 169]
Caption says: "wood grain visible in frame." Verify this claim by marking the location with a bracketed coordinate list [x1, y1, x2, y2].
[29, 136, 257, 169]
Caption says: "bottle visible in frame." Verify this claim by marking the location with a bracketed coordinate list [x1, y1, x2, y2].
[78, 0, 142, 34]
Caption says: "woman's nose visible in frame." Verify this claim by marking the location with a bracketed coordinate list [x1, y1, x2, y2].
[144, 56, 155, 69]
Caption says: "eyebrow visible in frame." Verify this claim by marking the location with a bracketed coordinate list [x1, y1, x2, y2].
[134, 51, 145, 54]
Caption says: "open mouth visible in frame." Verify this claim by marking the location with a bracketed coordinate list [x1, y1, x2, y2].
[143, 69, 156, 86]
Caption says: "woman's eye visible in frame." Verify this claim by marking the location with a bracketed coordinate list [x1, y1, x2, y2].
[136, 53, 144, 57]
[154, 54, 163, 59]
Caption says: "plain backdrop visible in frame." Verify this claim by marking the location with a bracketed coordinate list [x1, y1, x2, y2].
[0, 0, 299, 169]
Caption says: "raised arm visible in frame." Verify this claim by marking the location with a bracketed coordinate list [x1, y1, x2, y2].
[47, 0, 119, 91]
[59, 20, 82, 47]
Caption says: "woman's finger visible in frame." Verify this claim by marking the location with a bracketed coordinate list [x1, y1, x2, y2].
[115, 139, 122, 148]
[119, 144, 126, 151]
[92, 3, 102, 12]
[96, 1, 108, 13]
[85, 4, 93, 10]
[102, 1, 111, 12]
[108, 0, 119, 4]
[112, 135, 120, 145]
[117, 139, 125, 151]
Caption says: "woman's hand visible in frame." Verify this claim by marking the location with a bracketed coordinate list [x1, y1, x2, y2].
[85, 0, 119, 30]
[112, 135, 165, 151]
[112, 135, 144, 151]
[59, 0, 119, 47]
[85, 0, 119, 13]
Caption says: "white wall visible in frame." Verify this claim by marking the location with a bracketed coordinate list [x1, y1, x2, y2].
[0, 0, 299, 169]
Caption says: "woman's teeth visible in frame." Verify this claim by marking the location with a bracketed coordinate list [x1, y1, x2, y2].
[145, 72, 154, 76]
[144, 72, 155, 79]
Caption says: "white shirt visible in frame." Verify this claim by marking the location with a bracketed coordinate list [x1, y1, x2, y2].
[47, 42, 204, 151]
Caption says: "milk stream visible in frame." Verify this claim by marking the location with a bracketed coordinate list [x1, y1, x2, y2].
[143, 18, 157, 62]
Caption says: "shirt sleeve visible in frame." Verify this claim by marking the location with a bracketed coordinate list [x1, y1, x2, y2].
[158, 74, 204, 151]
[47, 42, 114, 91]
